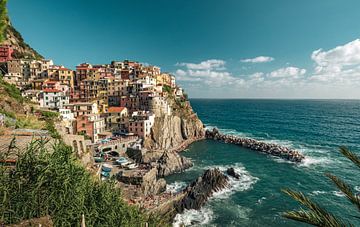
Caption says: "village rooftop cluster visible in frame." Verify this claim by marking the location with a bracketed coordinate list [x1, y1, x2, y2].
[0, 44, 185, 144]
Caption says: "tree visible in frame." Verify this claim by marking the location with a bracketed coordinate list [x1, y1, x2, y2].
[0, 0, 8, 43]
[282, 147, 360, 227]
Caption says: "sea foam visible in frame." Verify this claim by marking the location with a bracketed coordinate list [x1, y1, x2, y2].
[173, 163, 258, 226]
[173, 207, 214, 227]
[166, 181, 187, 194]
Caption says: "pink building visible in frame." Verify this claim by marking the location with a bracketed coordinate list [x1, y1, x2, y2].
[0, 45, 14, 62]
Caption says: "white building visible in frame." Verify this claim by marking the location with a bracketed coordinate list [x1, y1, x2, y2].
[59, 108, 75, 121]
[40, 89, 69, 109]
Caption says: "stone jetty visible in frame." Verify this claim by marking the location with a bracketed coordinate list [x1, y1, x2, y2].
[205, 128, 304, 162]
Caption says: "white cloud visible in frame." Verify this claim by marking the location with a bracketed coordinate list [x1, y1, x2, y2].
[176, 59, 226, 70]
[175, 59, 237, 87]
[241, 56, 274, 63]
[268, 67, 306, 78]
[310, 39, 360, 84]
[175, 39, 360, 98]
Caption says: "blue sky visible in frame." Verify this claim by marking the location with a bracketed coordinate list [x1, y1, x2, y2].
[8, 0, 360, 98]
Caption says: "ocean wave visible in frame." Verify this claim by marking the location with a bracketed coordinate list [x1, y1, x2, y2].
[173, 207, 214, 227]
[355, 186, 360, 192]
[256, 196, 267, 205]
[205, 163, 259, 200]
[332, 190, 346, 197]
[172, 163, 257, 226]
[166, 181, 187, 194]
[298, 156, 333, 167]
[309, 190, 327, 196]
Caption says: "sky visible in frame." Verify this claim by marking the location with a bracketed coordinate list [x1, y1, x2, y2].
[7, 0, 360, 99]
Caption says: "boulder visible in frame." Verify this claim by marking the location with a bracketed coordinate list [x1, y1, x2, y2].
[226, 167, 240, 179]
[175, 168, 229, 212]
[157, 151, 193, 177]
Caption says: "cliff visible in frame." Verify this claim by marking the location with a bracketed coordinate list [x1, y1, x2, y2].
[1, 16, 43, 59]
[144, 98, 205, 151]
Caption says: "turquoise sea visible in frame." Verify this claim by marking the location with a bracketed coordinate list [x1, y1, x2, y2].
[166, 99, 360, 226]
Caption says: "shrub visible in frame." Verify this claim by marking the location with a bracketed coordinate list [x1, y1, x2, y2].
[0, 140, 167, 226]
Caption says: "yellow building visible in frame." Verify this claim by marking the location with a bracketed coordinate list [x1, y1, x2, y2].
[59, 68, 75, 88]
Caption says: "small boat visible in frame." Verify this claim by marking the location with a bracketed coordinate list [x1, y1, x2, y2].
[94, 157, 104, 163]
[102, 163, 113, 172]
[101, 171, 110, 177]
[126, 163, 138, 170]
[115, 157, 129, 165]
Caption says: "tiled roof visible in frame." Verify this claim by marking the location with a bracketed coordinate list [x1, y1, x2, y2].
[108, 107, 126, 113]
[43, 88, 62, 93]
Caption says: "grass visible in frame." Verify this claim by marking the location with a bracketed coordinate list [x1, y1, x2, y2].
[0, 77, 25, 103]
[0, 140, 167, 226]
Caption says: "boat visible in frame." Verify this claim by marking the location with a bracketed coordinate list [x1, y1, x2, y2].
[94, 157, 104, 163]
[102, 163, 113, 172]
[126, 163, 138, 170]
[115, 157, 129, 165]
[101, 171, 110, 177]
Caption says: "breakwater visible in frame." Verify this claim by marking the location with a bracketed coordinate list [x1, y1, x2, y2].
[205, 128, 304, 162]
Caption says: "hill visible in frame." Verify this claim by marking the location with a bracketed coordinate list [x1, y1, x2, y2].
[0, 0, 43, 59]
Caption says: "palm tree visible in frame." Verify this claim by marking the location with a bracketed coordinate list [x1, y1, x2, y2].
[282, 146, 360, 227]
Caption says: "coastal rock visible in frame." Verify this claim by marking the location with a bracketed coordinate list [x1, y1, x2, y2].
[157, 151, 193, 177]
[144, 99, 205, 152]
[175, 168, 229, 212]
[206, 128, 305, 162]
[226, 167, 240, 179]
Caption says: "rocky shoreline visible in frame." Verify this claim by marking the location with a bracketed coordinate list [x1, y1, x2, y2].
[206, 128, 305, 162]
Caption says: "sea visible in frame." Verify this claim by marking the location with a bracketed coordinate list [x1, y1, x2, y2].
[165, 99, 360, 227]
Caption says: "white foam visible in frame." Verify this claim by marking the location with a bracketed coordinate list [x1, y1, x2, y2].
[332, 190, 346, 197]
[256, 196, 267, 205]
[173, 207, 214, 227]
[355, 186, 360, 192]
[298, 156, 333, 167]
[166, 181, 187, 194]
[205, 163, 259, 200]
[309, 190, 327, 196]
[172, 163, 258, 226]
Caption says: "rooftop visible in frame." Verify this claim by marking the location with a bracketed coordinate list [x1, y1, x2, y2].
[108, 107, 126, 113]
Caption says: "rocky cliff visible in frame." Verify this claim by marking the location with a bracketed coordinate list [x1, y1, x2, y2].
[144, 99, 205, 152]
[175, 168, 229, 212]
[2, 16, 43, 59]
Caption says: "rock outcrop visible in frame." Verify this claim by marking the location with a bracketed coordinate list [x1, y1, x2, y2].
[175, 168, 229, 212]
[2, 16, 43, 59]
[157, 151, 193, 177]
[226, 167, 240, 179]
[144, 99, 205, 152]
[206, 128, 305, 162]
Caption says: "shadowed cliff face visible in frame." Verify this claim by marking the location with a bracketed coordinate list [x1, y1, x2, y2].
[144, 99, 205, 151]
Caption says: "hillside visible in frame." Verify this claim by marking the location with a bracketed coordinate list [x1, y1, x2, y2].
[2, 17, 43, 59]
[0, 0, 43, 59]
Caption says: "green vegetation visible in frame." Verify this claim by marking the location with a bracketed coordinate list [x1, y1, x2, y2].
[163, 85, 173, 94]
[283, 147, 360, 226]
[0, 0, 7, 43]
[0, 76, 25, 103]
[0, 140, 166, 226]
[78, 131, 92, 141]
[37, 110, 61, 139]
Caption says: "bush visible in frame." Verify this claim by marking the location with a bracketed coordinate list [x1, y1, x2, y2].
[0, 140, 166, 226]
[0, 77, 24, 103]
